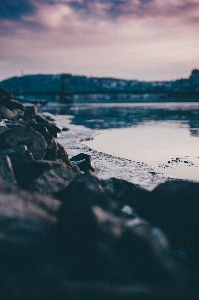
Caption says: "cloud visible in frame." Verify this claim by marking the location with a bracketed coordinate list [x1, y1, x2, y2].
[1, 0, 199, 33]
[0, 0, 199, 81]
[0, 0, 36, 21]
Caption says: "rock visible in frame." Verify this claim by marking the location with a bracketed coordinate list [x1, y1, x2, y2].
[107, 177, 150, 211]
[0, 106, 18, 120]
[0, 119, 8, 133]
[62, 127, 69, 131]
[0, 87, 25, 110]
[0, 145, 34, 165]
[134, 179, 199, 295]
[0, 87, 14, 100]
[28, 121, 71, 165]
[30, 165, 79, 195]
[0, 179, 60, 247]
[70, 153, 95, 172]
[28, 121, 52, 142]
[55, 141, 71, 165]
[13, 160, 71, 189]
[24, 105, 38, 120]
[0, 155, 16, 183]
[34, 114, 61, 137]
[0, 127, 8, 133]
[0, 179, 61, 299]
[5, 119, 28, 128]
[55, 172, 186, 298]
[6, 99, 25, 111]
[0, 125, 47, 160]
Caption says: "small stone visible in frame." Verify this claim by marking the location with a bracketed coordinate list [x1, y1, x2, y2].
[62, 127, 69, 131]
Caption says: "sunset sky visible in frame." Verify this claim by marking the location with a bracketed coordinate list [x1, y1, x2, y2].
[1, 0, 199, 82]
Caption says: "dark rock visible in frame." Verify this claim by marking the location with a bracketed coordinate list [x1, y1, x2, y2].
[0, 127, 8, 134]
[0, 145, 34, 166]
[55, 172, 186, 298]
[0, 126, 8, 134]
[106, 177, 151, 211]
[6, 99, 25, 111]
[62, 127, 69, 131]
[24, 105, 38, 120]
[0, 179, 61, 299]
[0, 106, 18, 120]
[55, 141, 71, 165]
[71, 153, 95, 172]
[0, 172, 193, 300]
[0, 87, 25, 111]
[30, 165, 79, 195]
[28, 121, 52, 142]
[136, 180, 199, 292]
[0, 155, 16, 183]
[45, 115, 55, 122]
[0, 87, 14, 100]
[5, 119, 28, 128]
[0, 179, 60, 247]
[13, 160, 71, 189]
[0, 125, 47, 160]
[28, 121, 71, 165]
[34, 114, 61, 137]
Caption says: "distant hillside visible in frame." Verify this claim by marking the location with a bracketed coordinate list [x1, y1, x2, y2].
[0, 69, 198, 100]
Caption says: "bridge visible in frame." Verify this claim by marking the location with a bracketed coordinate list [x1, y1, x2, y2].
[14, 73, 199, 104]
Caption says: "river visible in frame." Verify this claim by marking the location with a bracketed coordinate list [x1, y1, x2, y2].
[43, 102, 199, 186]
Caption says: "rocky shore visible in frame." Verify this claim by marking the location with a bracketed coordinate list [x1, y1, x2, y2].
[0, 87, 199, 300]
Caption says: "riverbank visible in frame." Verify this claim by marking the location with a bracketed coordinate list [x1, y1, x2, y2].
[54, 114, 170, 191]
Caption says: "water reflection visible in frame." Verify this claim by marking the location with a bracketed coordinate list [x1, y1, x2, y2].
[43, 102, 199, 136]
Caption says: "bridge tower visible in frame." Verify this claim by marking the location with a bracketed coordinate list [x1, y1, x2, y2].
[60, 74, 72, 103]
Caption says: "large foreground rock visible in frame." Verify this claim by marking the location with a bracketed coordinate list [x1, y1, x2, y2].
[0, 172, 198, 299]
[0, 179, 61, 300]
[142, 180, 199, 287]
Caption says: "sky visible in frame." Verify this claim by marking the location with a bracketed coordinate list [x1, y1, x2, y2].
[0, 0, 199, 82]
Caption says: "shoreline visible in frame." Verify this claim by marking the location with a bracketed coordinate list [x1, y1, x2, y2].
[54, 114, 169, 190]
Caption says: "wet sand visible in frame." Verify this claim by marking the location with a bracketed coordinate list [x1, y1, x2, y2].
[54, 114, 169, 191]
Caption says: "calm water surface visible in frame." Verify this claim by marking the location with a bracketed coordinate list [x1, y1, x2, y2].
[45, 102, 199, 181]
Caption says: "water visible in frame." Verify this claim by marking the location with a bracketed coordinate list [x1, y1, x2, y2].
[83, 121, 199, 181]
[44, 102, 199, 182]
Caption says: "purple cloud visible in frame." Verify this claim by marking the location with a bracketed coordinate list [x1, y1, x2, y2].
[0, 0, 199, 33]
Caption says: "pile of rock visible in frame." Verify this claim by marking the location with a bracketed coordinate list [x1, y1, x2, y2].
[0, 87, 199, 300]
